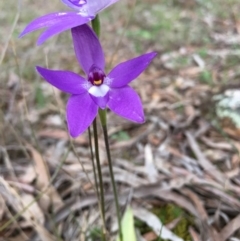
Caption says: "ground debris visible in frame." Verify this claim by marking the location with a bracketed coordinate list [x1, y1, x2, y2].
[1, 0, 240, 240]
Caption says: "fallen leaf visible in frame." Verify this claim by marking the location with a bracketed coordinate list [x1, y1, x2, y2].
[133, 207, 184, 241]
[220, 214, 240, 241]
[26, 144, 63, 211]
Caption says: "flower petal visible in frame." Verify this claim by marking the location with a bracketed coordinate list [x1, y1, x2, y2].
[86, 0, 119, 15]
[62, 0, 119, 15]
[19, 12, 87, 38]
[89, 84, 110, 109]
[37, 16, 91, 45]
[61, 0, 87, 11]
[88, 84, 110, 97]
[36, 66, 87, 94]
[71, 24, 105, 75]
[108, 86, 144, 123]
[90, 92, 109, 109]
[108, 52, 157, 88]
[67, 93, 98, 137]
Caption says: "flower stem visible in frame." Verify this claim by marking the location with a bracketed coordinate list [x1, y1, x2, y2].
[88, 127, 99, 199]
[91, 15, 101, 37]
[91, 14, 107, 239]
[99, 110, 123, 241]
[92, 118, 106, 236]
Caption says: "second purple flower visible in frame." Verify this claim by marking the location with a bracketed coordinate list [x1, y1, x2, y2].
[19, 0, 119, 45]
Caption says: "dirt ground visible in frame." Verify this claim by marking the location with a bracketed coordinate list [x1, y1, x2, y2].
[1, 0, 240, 240]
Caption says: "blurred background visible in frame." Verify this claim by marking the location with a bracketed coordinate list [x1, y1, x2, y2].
[1, 0, 240, 240]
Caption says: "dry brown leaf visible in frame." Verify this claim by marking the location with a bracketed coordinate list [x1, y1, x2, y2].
[115, 159, 147, 176]
[21, 194, 57, 241]
[108, 166, 149, 187]
[0, 177, 23, 212]
[181, 188, 208, 220]
[38, 129, 87, 145]
[0, 195, 5, 220]
[224, 168, 240, 179]
[210, 227, 223, 241]
[189, 227, 201, 241]
[18, 165, 36, 184]
[133, 186, 199, 217]
[0, 177, 55, 241]
[133, 207, 184, 241]
[21, 194, 45, 225]
[223, 127, 240, 139]
[185, 131, 227, 184]
[26, 144, 50, 190]
[203, 186, 240, 209]
[26, 144, 63, 211]
[143, 231, 158, 241]
[165, 217, 181, 230]
[200, 136, 233, 151]
[180, 188, 221, 241]
[111, 123, 156, 149]
[6, 181, 35, 194]
[179, 66, 202, 77]
[144, 144, 158, 183]
[0, 146, 17, 181]
[2, 235, 29, 241]
[184, 104, 196, 117]
[220, 214, 240, 240]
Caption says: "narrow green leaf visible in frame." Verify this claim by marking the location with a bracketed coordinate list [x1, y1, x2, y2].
[117, 206, 136, 241]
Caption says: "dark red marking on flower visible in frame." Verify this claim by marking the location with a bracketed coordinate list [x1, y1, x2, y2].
[88, 65, 106, 86]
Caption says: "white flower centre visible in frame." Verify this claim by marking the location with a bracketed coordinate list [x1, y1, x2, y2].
[103, 76, 113, 86]
[88, 84, 110, 97]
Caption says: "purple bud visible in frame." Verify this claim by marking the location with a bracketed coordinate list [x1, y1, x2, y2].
[88, 65, 106, 86]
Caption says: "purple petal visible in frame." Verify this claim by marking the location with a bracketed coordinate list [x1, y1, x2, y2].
[88, 84, 110, 109]
[36, 66, 87, 94]
[20, 12, 88, 38]
[108, 52, 157, 88]
[62, 0, 87, 10]
[90, 92, 109, 109]
[108, 86, 144, 123]
[71, 24, 105, 75]
[67, 93, 98, 137]
[62, 0, 119, 15]
[86, 0, 119, 15]
[37, 16, 90, 45]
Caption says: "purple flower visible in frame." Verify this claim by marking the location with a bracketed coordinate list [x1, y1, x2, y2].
[36, 24, 156, 137]
[19, 0, 118, 45]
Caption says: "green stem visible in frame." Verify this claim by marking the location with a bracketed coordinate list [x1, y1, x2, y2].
[91, 15, 101, 37]
[91, 14, 107, 240]
[99, 109, 107, 126]
[100, 110, 123, 241]
[93, 119, 106, 237]
[88, 127, 99, 199]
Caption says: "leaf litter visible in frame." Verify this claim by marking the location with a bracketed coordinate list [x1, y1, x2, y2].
[1, 0, 240, 240]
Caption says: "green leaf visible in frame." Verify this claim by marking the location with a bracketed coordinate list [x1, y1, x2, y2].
[117, 207, 136, 241]
[35, 85, 46, 108]
[111, 131, 130, 141]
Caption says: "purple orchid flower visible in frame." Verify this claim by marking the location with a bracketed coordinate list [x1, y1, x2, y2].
[19, 0, 118, 45]
[36, 24, 156, 137]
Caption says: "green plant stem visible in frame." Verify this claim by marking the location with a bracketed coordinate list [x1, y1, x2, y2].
[91, 15, 101, 37]
[91, 14, 107, 240]
[100, 110, 123, 241]
[88, 127, 99, 199]
[93, 118, 106, 237]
